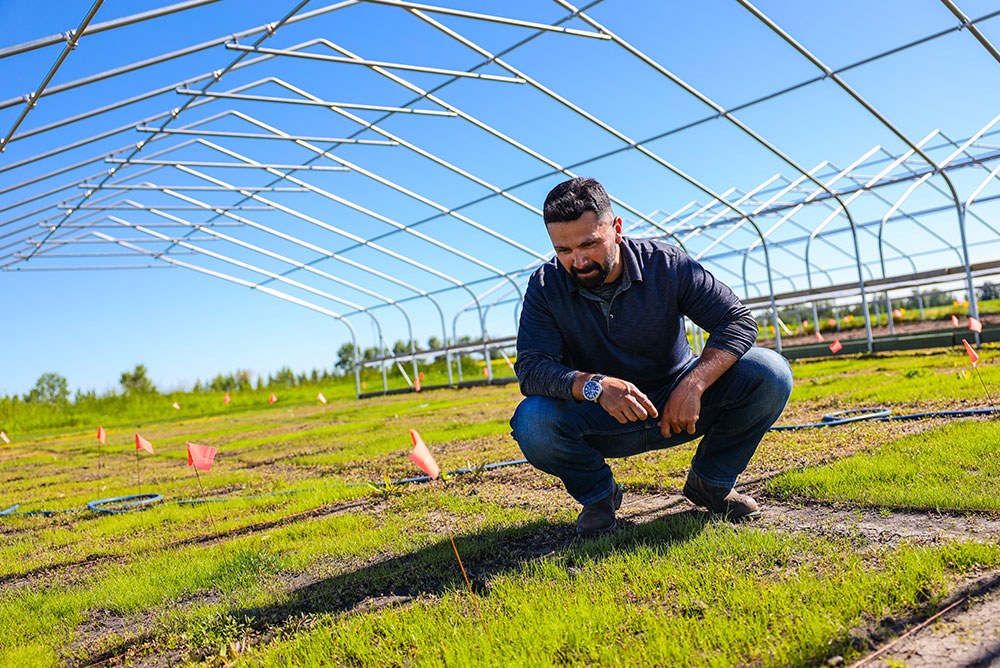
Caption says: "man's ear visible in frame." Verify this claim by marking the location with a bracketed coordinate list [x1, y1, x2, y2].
[613, 216, 623, 243]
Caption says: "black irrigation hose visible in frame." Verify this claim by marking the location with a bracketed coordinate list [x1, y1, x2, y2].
[2, 406, 997, 518]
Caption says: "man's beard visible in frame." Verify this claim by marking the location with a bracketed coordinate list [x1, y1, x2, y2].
[570, 258, 612, 289]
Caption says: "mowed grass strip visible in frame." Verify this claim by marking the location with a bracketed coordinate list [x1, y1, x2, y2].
[788, 346, 998, 407]
[0, 489, 541, 667]
[231, 520, 1000, 668]
[766, 419, 1000, 510]
[0, 483, 375, 579]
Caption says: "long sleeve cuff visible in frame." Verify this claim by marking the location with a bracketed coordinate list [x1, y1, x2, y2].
[703, 305, 759, 360]
[514, 351, 579, 400]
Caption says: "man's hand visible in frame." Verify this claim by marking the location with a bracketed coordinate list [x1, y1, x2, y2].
[596, 377, 659, 424]
[658, 347, 740, 437]
[659, 377, 702, 436]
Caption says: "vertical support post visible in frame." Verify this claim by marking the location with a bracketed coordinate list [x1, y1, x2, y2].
[886, 292, 894, 334]
[958, 206, 981, 345]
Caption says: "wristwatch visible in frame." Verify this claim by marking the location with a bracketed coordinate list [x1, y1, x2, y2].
[582, 374, 606, 402]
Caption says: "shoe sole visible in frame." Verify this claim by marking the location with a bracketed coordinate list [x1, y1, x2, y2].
[576, 519, 617, 537]
[683, 488, 760, 521]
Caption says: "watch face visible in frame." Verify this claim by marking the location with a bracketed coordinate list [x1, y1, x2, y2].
[583, 379, 601, 401]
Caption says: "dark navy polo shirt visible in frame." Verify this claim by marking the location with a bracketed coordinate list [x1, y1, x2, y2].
[514, 236, 759, 399]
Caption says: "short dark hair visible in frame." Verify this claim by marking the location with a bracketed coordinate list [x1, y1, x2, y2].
[543, 177, 613, 224]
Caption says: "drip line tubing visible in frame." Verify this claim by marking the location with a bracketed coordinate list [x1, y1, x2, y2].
[2, 406, 997, 517]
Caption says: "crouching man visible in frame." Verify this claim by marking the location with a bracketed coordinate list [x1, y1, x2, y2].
[510, 177, 793, 536]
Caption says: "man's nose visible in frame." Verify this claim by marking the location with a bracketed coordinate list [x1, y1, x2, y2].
[573, 253, 589, 268]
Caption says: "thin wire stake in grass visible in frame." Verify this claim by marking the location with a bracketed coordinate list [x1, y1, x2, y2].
[187, 442, 228, 568]
[193, 467, 229, 568]
[409, 429, 493, 647]
[97, 426, 106, 474]
[962, 339, 996, 411]
[134, 434, 153, 488]
[973, 368, 997, 411]
[429, 487, 492, 645]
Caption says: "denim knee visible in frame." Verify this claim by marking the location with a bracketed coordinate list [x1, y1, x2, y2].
[510, 395, 565, 466]
[751, 348, 794, 412]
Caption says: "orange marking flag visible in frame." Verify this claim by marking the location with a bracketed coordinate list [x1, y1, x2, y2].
[223, 393, 231, 405]
[952, 315, 960, 327]
[815, 331, 824, 342]
[963, 339, 979, 368]
[893, 309, 903, 318]
[0, 431, 9, 445]
[269, 392, 277, 405]
[828, 318, 836, 326]
[135, 434, 154, 454]
[482, 367, 489, 377]
[172, 402, 180, 410]
[186, 442, 217, 471]
[97, 426, 107, 445]
[969, 317, 983, 333]
[317, 391, 327, 404]
[414, 377, 421, 392]
[829, 340, 843, 354]
[408, 429, 440, 479]
[419, 371, 425, 381]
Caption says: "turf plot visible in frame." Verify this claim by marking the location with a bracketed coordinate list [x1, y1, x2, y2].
[1, 346, 998, 666]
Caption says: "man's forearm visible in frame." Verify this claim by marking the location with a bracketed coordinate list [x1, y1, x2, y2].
[677, 346, 739, 394]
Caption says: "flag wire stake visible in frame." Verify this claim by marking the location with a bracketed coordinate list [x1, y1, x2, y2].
[194, 465, 230, 568]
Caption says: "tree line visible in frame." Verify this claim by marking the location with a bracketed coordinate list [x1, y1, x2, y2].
[8, 363, 342, 406]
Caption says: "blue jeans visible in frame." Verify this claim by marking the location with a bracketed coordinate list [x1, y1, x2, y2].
[509, 348, 793, 506]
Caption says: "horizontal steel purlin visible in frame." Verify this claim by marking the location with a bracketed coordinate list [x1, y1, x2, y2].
[77, 184, 311, 192]
[0, 0, 224, 60]
[224, 43, 527, 83]
[134, 126, 398, 145]
[105, 158, 350, 171]
[357, 0, 610, 39]
[173, 88, 458, 116]
[57, 205, 270, 211]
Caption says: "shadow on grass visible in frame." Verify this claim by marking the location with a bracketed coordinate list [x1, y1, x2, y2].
[73, 510, 710, 665]
[229, 509, 709, 627]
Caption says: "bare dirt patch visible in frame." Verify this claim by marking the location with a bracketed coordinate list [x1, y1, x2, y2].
[856, 571, 1000, 668]
[756, 501, 1000, 547]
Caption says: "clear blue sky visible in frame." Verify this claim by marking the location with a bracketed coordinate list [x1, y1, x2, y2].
[3, 0, 1000, 397]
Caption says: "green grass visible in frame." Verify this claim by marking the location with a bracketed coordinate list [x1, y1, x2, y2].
[2, 346, 999, 666]
[786, 346, 999, 407]
[231, 522, 1000, 668]
[767, 419, 1000, 510]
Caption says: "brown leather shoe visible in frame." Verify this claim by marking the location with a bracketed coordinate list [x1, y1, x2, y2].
[576, 482, 623, 536]
[682, 471, 760, 520]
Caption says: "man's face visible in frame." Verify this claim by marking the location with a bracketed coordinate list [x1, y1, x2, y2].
[546, 210, 623, 289]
